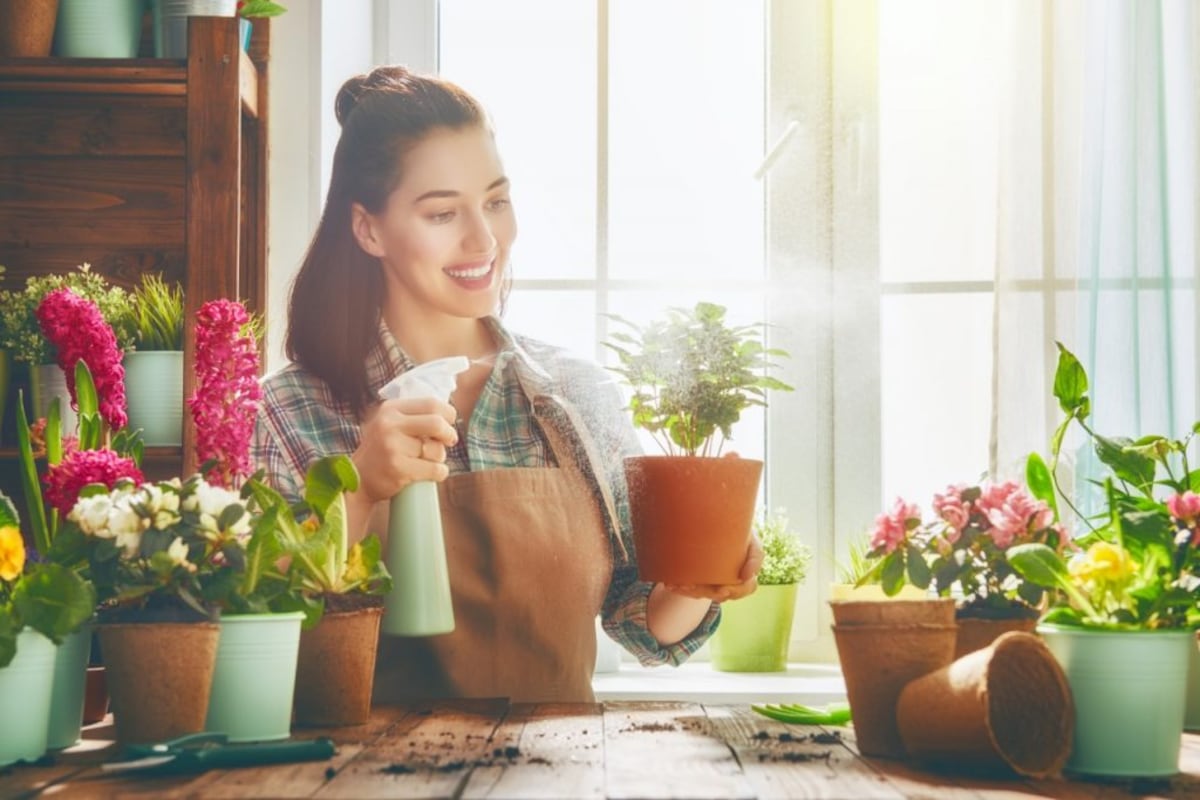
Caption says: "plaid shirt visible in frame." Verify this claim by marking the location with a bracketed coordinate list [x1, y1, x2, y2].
[252, 317, 719, 667]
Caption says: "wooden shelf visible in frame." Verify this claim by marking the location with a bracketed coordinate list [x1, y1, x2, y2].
[0, 447, 183, 460]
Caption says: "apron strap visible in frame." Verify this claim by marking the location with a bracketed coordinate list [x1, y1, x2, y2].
[529, 393, 630, 563]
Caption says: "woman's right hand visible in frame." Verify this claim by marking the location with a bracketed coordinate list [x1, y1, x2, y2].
[352, 396, 459, 504]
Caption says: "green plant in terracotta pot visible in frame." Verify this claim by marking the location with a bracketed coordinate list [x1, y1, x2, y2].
[1006, 342, 1200, 779]
[604, 301, 793, 586]
[710, 510, 810, 672]
[122, 274, 185, 446]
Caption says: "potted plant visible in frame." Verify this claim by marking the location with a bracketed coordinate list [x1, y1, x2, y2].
[830, 535, 927, 601]
[1008, 342, 1200, 778]
[246, 455, 392, 727]
[235, 0, 286, 51]
[604, 301, 793, 585]
[710, 510, 810, 672]
[0, 496, 94, 767]
[123, 274, 185, 446]
[0, 264, 133, 436]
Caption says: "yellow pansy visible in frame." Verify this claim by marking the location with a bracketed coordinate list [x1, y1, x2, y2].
[0, 526, 26, 582]
[1069, 541, 1135, 583]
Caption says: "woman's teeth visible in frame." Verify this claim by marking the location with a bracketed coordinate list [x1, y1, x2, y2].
[446, 263, 490, 279]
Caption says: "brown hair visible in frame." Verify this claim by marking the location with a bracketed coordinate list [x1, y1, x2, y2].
[286, 65, 488, 418]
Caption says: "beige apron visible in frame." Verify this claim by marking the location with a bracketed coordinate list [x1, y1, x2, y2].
[372, 389, 624, 704]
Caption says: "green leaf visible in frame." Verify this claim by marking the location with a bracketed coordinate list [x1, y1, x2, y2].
[1040, 606, 1084, 626]
[1093, 435, 1156, 493]
[1052, 342, 1088, 416]
[1050, 415, 1073, 463]
[1025, 451, 1059, 520]
[905, 544, 931, 588]
[880, 551, 905, 596]
[13, 564, 96, 644]
[46, 398, 63, 465]
[0, 610, 15, 668]
[15, 391, 49, 555]
[0, 491, 19, 529]
[304, 455, 359, 520]
[1006, 543, 1070, 589]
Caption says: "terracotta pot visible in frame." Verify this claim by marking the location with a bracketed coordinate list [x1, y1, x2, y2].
[829, 597, 955, 627]
[624, 455, 762, 585]
[293, 607, 382, 727]
[98, 622, 219, 745]
[831, 622, 957, 758]
[0, 0, 60, 56]
[954, 615, 1038, 660]
[82, 666, 109, 725]
[897, 632, 1073, 778]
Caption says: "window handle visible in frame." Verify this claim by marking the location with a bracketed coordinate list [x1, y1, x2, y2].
[753, 120, 803, 180]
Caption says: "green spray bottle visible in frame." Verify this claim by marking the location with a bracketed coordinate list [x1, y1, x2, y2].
[377, 355, 470, 636]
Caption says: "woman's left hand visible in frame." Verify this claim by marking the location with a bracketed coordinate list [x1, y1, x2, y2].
[663, 532, 764, 603]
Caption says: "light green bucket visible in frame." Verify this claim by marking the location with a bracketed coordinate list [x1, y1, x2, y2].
[710, 583, 798, 672]
[205, 612, 304, 742]
[0, 630, 57, 767]
[54, 0, 145, 58]
[1039, 624, 1192, 777]
[47, 623, 92, 749]
[123, 351, 184, 446]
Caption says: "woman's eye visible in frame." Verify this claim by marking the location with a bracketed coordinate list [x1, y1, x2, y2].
[487, 196, 511, 212]
[429, 211, 455, 223]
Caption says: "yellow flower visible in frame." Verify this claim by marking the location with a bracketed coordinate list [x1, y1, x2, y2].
[1069, 541, 1135, 583]
[0, 526, 26, 582]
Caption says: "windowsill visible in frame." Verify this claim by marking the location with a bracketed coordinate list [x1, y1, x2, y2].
[591, 662, 846, 705]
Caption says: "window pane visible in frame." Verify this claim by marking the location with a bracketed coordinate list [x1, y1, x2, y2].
[503, 290, 598, 363]
[879, 0, 1000, 283]
[880, 292, 993, 504]
[608, 0, 765, 282]
[439, 0, 597, 280]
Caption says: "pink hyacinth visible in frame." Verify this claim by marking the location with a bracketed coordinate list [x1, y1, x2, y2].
[187, 299, 262, 488]
[1168, 492, 1200, 528]
[977, 483, 1052, 550]
[43, 448, 144, 517]
[870, 497, 921, 555]
[931, 484, 971, 541]
[35, 288, 128, 430]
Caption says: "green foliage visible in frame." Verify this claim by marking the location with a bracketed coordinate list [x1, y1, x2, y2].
[246, 456, 391, 629]
[127, 274, 184, 351]
[604, 302, 793, 457]
[0, 264, 134, 364]
[754, 511, 811, 585]
[238, 0, 287, 17]
[836, 537, 875, 584]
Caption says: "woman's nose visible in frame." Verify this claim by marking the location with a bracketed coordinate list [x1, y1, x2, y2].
[462, 209, 497, 253]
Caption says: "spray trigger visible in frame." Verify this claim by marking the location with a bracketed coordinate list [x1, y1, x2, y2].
[379, 356, 471, 402]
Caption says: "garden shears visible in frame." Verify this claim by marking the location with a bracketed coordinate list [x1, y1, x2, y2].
[101, 732, 336, 775]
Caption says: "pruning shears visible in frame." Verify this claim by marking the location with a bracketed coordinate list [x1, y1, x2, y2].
[101, 732, 336, 775]
[751, 702, 853, 726]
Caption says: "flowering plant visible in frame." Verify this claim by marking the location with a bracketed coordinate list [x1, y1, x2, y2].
[0, 264, 133, 365]
[755, 510, 811, 586]
[50, 474, 255, 622]
[246, 455, 391, 627]
[860, 481, 1066, 615]
[0, 493, 95, 668]
[188, 299, 263, 488]
[1008, 343, 1200, 629]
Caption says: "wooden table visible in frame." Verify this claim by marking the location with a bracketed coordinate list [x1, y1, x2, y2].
[4, 700, 1200, 799]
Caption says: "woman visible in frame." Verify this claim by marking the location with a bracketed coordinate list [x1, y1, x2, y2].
[253, 65, 762, 703]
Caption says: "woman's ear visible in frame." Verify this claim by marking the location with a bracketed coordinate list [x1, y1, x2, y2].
[351, 202, 386, 258]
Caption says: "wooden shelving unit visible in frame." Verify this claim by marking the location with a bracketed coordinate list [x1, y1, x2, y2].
[0, 15, 269, 499]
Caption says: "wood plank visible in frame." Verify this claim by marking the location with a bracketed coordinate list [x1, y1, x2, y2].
[0, 248, 185, 291]
[461, 703, 605, 800]
[0, 102, 186, 157]
[704, 705, 903, 800]
[602, 700, 755, 800]
[238, 49, 258, 119]
[316, 698, 510, 800]
[0, 81, 185, 96]
[0, 60, 185, 83]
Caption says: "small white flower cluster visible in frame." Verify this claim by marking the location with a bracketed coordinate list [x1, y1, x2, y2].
[68, 477, 252, 571]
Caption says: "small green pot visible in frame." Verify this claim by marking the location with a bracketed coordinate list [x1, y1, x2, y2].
[205, 612, 304, 742]
[54, 0, 144, 58]
[710, 583, 798, 672]
[47, 623, 93, 749]
[1039, 624, 1192, 777]
[0, 349, 10, 446]
[123, 350, 184, 446]
[0, 630, 57, 767]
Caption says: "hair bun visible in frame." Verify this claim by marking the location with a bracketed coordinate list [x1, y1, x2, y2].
[334, 65, 417, 126]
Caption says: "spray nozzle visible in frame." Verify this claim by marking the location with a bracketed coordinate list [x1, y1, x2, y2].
[379, 355, 471, 402]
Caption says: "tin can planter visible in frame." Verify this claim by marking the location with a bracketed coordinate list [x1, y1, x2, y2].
[0, 630, 56, 767]
[711, 583, 798, 672]
[47, 622, 92, 749]
[294, 607, 383, 727]
[1039, 624, 1193, 777]
[123, 350, 184, 445]
[205, 612, 304, 742]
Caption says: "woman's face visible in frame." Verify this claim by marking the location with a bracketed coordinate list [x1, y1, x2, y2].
[353, 125, 516, 322]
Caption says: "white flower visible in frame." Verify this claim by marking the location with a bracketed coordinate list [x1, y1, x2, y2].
[166, 536, 196, 572]
[108, 497, 146, 558]
[70, 495, 115, 537]
[190, 482, 242, 520]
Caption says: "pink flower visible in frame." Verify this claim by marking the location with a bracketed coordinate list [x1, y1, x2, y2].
[932, 484, 971, 541]
[978, 483, 1052, 550]
[43, 448, 144, 517]
[35, 288, 128, 430]
[187, 300, 262, 488]
[870, 497, 921, 555]
[1168, 492, 1200, 528]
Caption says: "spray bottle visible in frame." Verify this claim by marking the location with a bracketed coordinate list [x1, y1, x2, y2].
[377, 355, 471, 635]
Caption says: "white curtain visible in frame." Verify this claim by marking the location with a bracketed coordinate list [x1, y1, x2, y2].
[991, 0, 1198, 500]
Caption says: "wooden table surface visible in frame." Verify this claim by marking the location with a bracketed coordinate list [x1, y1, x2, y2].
[3, 700, 1200, 799]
